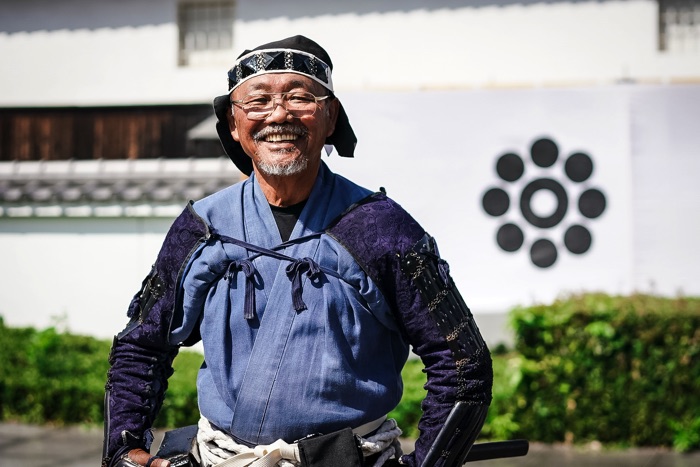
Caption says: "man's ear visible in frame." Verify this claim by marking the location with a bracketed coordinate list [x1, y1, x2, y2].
[227, 106, 240, 142]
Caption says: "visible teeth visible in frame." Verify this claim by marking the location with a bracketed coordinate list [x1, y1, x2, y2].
[265, 134, 297, 142]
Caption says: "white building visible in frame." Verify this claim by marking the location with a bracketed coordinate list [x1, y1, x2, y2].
[1, 0, 699, 345]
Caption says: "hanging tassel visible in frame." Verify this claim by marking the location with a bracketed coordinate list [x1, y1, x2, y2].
[285, 257, 322, 312]
[227, 259, 257, 320]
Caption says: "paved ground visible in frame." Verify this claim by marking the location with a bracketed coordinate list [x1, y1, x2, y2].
[1, 422, 699, 467]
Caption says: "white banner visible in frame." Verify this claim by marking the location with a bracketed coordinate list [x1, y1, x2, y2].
[329, 85, 698, 313]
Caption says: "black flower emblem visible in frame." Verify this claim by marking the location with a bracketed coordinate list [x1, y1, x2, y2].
[481, 137, 607, 268]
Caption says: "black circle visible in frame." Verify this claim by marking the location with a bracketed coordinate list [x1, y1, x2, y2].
[482, 188, 510, 217]
[496, 153, 525, 182]
[530, 238, 558, 268]
[579, 189, 606, 219]
[565, 152, 593, 182]
[520, 178, 568, 228]
[531, 138, 559, 168]
[564, 225, 592, 254]
[496, 223, 524, 252]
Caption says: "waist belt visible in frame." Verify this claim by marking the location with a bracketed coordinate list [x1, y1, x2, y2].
[196, 415, 397, 467]
[351, 415, 387, 437]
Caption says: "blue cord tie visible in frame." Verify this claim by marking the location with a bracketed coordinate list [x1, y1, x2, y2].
[226, 259, 257, 320]
[285, 257, 322, 311]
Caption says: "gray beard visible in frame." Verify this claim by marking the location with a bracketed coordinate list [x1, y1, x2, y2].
[253, 123, 311, 176]
[256, 150, 310, 176]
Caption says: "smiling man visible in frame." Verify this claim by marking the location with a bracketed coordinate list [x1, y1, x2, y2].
[228, 72, 339, 206]
[103, 36, 492, 467]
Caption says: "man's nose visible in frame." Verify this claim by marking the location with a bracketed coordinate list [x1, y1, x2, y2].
[266, 98, 293, 122]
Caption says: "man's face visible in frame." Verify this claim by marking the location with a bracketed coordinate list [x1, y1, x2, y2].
[228, 73, 339, 177]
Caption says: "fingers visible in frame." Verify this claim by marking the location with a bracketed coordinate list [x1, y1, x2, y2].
[151, 458, 171, 467]
[127, 448, 171, 467]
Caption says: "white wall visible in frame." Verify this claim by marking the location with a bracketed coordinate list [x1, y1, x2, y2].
[1, 1, 699, 339]
[1, 0, 699, 107]
[235, 0, 699, 89]
[324, 86, 699, 308]
[2, 85, 699, 340]
[0, 0, 219, 106]
[0, 216, 174, 337]
[629, 86, 700, 295]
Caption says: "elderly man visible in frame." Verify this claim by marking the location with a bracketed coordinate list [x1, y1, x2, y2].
[103, 36, 492, 467]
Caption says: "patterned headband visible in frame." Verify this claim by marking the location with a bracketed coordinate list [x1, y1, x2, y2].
[227, 48, 334, 93]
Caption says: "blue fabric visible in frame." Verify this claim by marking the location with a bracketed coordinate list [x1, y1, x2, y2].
[171, 163, 410, 445]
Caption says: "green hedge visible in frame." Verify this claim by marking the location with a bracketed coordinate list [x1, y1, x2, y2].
[2, 293, 698, 452]
[0, 317, 201, 428]
[0, 320, 111, 424]
[0, 316, 510, 439]
[509, 293, 700, 451]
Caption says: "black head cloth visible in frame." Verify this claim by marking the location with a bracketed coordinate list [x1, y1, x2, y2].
[213, 35, 357, 175]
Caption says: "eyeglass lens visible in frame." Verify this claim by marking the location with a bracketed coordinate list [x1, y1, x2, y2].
[239, 92, 321, 120]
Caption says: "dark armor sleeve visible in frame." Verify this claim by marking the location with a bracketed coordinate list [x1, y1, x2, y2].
[400, 234, 492, 467]
[326, 193, 493, 467]
[102, 204, 209, 467]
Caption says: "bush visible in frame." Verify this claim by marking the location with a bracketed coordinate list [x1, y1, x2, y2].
[0, 318, 111, 424]
[0, 319, 434, 435]
[0, 319, 36, 421]
[0, 317, 203, 428]
[510, 293, 700, 451]
[389, 353, 519, 441]
[389, 358, 427, 439]
[154, 350, 202, 428]
[5, 292, 697, 453]
[480, 352, 522, 441]
[0, 316, 519, 442]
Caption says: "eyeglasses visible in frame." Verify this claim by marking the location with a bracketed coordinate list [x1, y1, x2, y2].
[231, 91, 331, 120]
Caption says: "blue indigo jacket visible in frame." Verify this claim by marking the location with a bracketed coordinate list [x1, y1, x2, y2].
[104, 163, 492, 467]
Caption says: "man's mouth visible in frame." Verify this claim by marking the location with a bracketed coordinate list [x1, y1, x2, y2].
[254, 124, 307, 143]
[264, 133, 300, 143]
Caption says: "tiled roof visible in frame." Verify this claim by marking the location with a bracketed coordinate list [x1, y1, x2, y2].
[0, 158, 243, 217]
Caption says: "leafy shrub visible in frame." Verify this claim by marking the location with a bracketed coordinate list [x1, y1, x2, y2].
[389, 353, 519, 441]
[389, 358, 427, 439]
[154, 350, 202, 428]
[510, 293, 700, 451]
[0, 316, 522, 442]
[480, 352, 521, 441]
[0, 319, 36, 421]
[0, 317, 202, 428]
[5, 292, 697, 453]
[0, 318, 111, 424]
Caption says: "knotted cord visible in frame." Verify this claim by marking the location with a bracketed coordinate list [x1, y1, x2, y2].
[211, 231, 341, 318]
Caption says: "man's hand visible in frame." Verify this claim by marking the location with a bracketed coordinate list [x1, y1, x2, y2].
[126, 448, 171, 467]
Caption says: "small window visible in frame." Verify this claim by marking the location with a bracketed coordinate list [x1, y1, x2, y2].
[658, 0, 700, 52]
[178, 1, 235, 66]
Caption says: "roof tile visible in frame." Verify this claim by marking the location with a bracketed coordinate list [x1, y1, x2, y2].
[1, 157, 243, 217]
